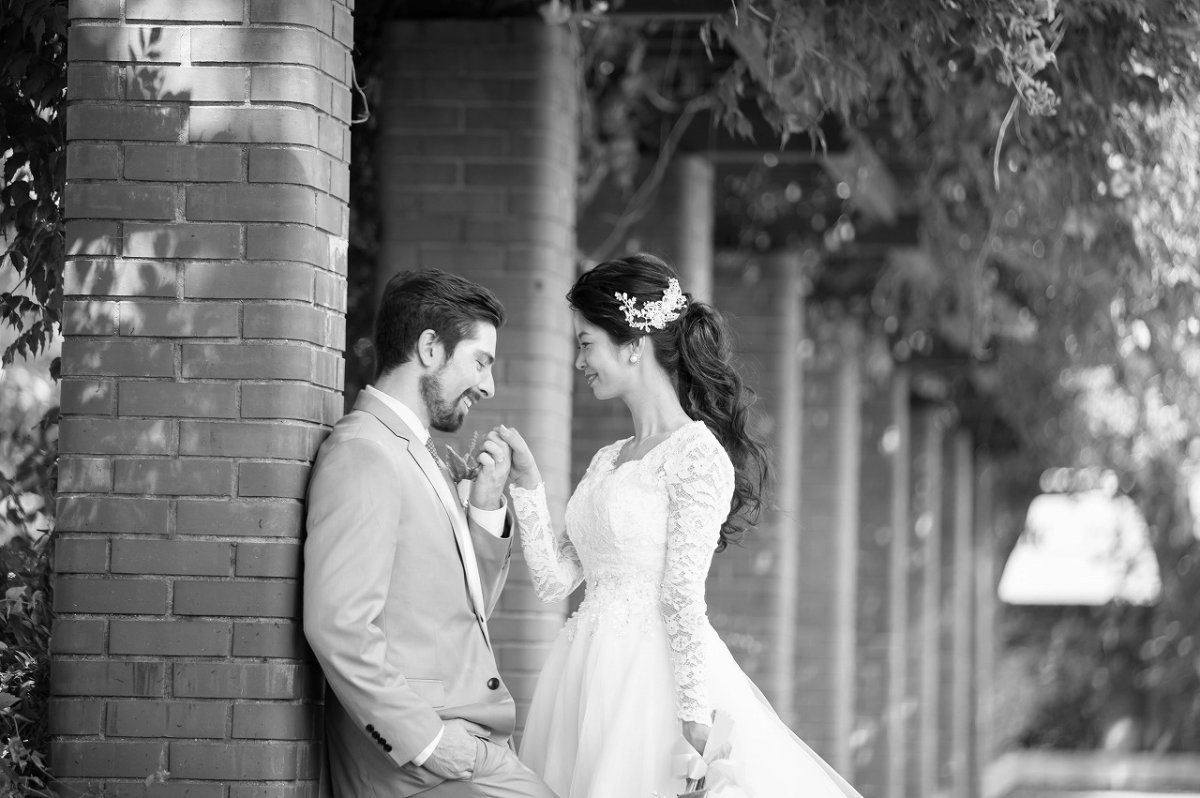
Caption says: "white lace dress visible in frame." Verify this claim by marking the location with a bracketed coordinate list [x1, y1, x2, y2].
[511, 421, 861, 798]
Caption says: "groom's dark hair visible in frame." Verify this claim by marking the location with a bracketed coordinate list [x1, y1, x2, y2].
[373, 269, 506, 378]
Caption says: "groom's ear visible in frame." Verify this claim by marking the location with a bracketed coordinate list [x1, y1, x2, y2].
[415, 329, 445, 368]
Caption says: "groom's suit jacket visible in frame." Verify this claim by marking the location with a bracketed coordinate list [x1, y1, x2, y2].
[303, 390, 516, 797]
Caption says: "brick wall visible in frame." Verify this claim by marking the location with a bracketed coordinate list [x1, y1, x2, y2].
[375, 19, 579, 729]
[53, 0, 351, 792]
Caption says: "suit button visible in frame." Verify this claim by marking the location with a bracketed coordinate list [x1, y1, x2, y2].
[486, 677, 500, 690]
[383, 743, 393, 753]
[366, 724, 375, 733]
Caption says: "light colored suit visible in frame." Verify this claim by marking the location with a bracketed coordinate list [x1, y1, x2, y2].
[304, 390, 515, 797]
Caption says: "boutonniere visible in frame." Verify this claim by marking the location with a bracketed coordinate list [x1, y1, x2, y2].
[444, 431, 483, 509]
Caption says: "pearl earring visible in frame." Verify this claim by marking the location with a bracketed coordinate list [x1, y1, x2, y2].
[629, 354, 640, 364]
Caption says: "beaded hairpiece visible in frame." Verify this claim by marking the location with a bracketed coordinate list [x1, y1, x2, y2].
[614, 278, 688, 332]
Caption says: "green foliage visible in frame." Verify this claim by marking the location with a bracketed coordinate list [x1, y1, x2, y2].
[0, 535, 52, 798]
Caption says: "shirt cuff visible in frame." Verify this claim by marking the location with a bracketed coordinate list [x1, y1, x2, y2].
[411, 726, 444, 767]
[469, 496, 507, 538]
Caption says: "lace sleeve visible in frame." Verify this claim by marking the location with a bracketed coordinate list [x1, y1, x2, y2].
[659, 428, 735, 724]
[509, 482, 583, 603]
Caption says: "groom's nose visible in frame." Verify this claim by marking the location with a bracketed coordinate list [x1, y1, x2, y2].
[477, 370, 494, 399]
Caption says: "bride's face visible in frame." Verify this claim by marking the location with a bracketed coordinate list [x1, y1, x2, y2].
[573, 312, 631, 400]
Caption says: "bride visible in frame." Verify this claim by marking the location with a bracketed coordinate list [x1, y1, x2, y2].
[496, 254, 862, 797]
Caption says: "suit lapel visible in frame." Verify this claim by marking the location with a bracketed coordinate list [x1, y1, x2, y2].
[352, 392, 490, 637]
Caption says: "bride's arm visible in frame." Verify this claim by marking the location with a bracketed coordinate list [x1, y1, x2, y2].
[497, 426, 583, 603]
[509, 482, 583, 603]
[659, 431, 736, 740]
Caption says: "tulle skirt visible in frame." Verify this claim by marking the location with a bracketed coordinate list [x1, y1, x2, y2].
[519, 608, 862, 798]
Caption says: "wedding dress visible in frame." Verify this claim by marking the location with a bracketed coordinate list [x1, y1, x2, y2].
[511, 421, 862, 798]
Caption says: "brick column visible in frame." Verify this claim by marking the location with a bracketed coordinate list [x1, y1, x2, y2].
[53, 0, 351, 793]
[885, 369, 912, 798]
[375, 19, 578, 730]
[914, 406, 949, 798]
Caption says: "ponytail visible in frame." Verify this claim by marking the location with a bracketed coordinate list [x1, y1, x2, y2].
[675, 303, 771, 551]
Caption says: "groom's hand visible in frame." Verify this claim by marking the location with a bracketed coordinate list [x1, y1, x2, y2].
[469, 429, 511, 510]
[422, 720, 479, 780]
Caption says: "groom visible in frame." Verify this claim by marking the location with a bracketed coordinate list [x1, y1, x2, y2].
[304, 270, 555, 797]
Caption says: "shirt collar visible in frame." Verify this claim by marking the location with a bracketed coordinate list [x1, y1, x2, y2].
[363, 385, 429, 444]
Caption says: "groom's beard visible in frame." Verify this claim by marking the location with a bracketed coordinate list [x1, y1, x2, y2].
[420, 368, 479, 433]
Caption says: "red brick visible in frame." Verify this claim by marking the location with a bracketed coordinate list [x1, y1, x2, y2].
[172, 662, 314, 699]
[229, 780, 321, 798]
[242, 304, 325, 345]
[249, 65, 330, 109]
[114, 458, 234, 496]
[232, 621, 306, 657]
[107, 784, 229, 798]
[118, 301, 240, 337]
[127, 0, 242, 21]
[245, 223, 328, 266]
[190, 107, 319, 147]
[62, 339, 175, 378]
[181, 421, 320, 459]
[54, 537, 109, 574]
[314, 270, 346, 313]
[51, 660, 166, 697]
[330, 163, 349, 201]
[69, 0, 120, 18]
[333, 4, 352, 46]
[63, 299, 118, 335]
[184, 262, 314, 301]
[317, 114, 344, 159]
[387, 216, 462, 243]
[126, 64, 249, 102]
[52, 741, 166, 778]
[111, 539, 233, 576]
[67, 62, 120, 100]
[378, 103, 461, 131]
[54, 577, 168, 615]
[332, 80, 351, 121]
[248, 147, 329, 189]
[173, 580, 299, 617]
[124, 221, 242, 260]
[120, 382, 237, 419]
[319, 36, 349, 84]
[376, 158, 458, 186]
[65, 182, 177, 220]
[109, 620, 232, 655]
[61, 378, 115, 415]
[238, 462, 311, 499]
[186, 184, 317, 224]
[191, 27, 321, 66]
[106, 700, 228, 739]
[57, 496, 172, 534]
[58, 456, 114, 492]
[182, 342, 313, 380]
[63, 258, 177, 297]
[176, 499, 303, 537]
[418, 189, 507, 215]
[69, 25, 183, 63]
[316, 192, 343, 235]
[250, 0, 332, 30]
[48, 699, 105, 736]
[235, 542, 302, 578]
[241, 383, 337, 424]
[169, 741, 301, 780]
[125, 144, 242, 182]
[50, 619, 107, 654]
[233, 704, 317, 740]
[67, 104, 185, 142]
[60, 417, 175, 455]
[65, 220, 120, 256]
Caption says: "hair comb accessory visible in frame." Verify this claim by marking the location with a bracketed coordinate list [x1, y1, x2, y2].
[614, 278, 688, 332]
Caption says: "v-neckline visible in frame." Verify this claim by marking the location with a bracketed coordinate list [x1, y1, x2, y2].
[607, 420, 699, 472]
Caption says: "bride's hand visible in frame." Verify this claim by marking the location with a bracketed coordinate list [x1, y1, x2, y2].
[682, 721, 710, 756]
[495, 425, 541, 489]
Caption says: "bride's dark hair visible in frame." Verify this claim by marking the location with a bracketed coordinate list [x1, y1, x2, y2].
[567, 252, 770, 551]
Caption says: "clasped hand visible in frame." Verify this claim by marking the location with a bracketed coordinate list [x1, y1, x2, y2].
[468, 428, 514, 510]
[422, 719, 485, 780]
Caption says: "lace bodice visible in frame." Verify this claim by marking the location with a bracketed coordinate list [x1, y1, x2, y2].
[510, 421, 735, 724]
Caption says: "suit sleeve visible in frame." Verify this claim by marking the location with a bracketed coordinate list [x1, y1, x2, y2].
[468, 510, 513, 619]
[303, 437, 444, 766]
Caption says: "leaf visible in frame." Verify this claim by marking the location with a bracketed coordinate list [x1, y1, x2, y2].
[0, 693, 18, 710]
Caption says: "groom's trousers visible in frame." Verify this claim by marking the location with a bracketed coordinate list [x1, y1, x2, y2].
[413, 738, 557, 798]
